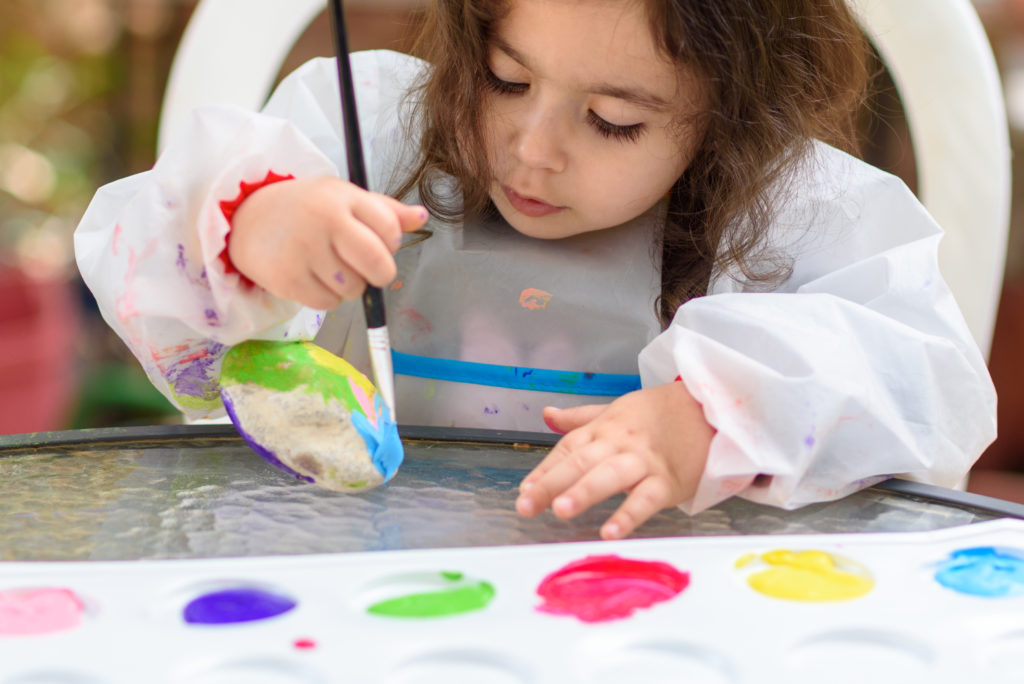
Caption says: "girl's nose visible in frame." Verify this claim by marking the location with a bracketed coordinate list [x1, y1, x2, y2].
[514, 105, 568, 172]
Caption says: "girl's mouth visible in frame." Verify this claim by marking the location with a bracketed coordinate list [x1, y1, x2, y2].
[502, 185, 565, 218]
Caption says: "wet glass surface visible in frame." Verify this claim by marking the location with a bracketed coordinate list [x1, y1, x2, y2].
[0, 432, 999, 561]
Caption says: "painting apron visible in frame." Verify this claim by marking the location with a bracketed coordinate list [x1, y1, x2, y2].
[317, 205, 664, 431]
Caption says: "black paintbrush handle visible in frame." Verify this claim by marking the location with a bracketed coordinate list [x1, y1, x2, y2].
[328, 0, 386, 330]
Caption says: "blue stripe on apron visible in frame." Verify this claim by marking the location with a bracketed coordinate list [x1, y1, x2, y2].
[392, 351, 641, 397]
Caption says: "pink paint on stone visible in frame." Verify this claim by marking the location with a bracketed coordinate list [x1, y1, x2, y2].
[0, 588, 85, 636]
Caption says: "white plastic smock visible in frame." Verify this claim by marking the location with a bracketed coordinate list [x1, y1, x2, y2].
[74, 50, 996, 514]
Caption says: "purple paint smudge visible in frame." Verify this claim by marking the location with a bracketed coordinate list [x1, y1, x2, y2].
[166, 343, 225, 399]
[204, 309, 218, 323]
[183, 588, 296, 625]
[804, 435, 816, 448]
[176, 244, 187, 270]
[484, 404, 499, 415]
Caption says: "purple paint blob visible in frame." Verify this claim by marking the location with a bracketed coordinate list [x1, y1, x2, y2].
[183, 588, 296, 625]
[204, 309, 219, 323]
[804, 435, 815, 448]
[484, 404, 499, 415]
[221, 392, 314, 483]
[176, 244, 187, 270]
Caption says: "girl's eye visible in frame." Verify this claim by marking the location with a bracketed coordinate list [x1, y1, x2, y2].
[587, 110, 644, 143]
[485, 69, 528, 95]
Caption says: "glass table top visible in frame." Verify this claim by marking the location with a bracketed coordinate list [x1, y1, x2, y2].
[1, 425, 1019, 562]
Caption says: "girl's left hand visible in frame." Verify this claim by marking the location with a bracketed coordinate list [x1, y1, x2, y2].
[515, 381, 714, 539]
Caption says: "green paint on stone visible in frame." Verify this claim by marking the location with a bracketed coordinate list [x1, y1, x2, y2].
[221, 341, 362, 416]
[347, 481, 366, 489]
[366, 581, 495, 618]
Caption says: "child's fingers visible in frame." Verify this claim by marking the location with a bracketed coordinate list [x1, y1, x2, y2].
[516, 438, 614, 518]
[309, 252, 365, 302]
[542, 404, 607, 434]
[600, 476, 673, 540]
[518, 427, 590, 491]
[284, 271, 346, 311]
[351, 195, 404, 251]
[550, 452, 647, 520]
[378, 195, 430, 233]
[330, 217, 397, 287]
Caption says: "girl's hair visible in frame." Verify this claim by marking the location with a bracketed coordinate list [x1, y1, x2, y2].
[395, 0, 870, 326]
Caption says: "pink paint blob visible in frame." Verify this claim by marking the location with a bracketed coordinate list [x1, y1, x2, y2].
[0, 588, 85, 636]
[536, 555, 689, 623]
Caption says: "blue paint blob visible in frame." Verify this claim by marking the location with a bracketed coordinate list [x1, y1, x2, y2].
[351, 395, 403, 481]
[934, 546, 1024, 598]
[183, 588, 297, 625]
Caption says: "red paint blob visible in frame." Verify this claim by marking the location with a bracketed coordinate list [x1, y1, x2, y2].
[293, 637, 317, 650]
[536, 555, 689, 623]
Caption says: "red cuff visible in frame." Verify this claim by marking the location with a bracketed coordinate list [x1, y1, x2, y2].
[218, 170, 294, 287]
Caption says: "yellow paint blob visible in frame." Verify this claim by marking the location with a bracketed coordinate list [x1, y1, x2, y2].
[744, 549, 873, 602]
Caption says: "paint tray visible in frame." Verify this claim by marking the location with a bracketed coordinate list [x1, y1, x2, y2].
[1, 518, 1022, 683]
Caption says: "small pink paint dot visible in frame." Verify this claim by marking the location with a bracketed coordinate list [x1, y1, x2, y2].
[293, 637, 317, 650]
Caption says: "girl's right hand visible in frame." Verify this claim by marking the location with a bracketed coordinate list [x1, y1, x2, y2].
[228, 176, 428, 309]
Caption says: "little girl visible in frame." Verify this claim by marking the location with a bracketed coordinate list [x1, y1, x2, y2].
[75, 0, 996, 539]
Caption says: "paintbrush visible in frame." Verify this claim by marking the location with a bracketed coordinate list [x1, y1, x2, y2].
[327, 0, 397, 422]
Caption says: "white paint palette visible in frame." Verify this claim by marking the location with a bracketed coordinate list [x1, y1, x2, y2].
[1, 519, 1023, 684]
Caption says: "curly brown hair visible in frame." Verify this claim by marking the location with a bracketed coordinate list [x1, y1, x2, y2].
[394, 0, 870, 325]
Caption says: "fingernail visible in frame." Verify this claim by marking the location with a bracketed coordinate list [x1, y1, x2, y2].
[602, 522, 621, 539]
[418, 207, 429, 221]
[553, 496, 574, 516]
[543, 414, 564, 435]
[516, 497, 534, 516]
[519, 481, 533, 493]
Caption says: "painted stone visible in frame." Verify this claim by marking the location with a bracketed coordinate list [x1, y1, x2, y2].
[220, 340, 403, 491]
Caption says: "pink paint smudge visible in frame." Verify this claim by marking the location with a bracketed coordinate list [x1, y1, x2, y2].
[348, 377, 379, 427]
[400, 308, 432, 342]
[519, 288, 553, 310]
[0, 588, 85, 637]
[536, 555, 689, 623]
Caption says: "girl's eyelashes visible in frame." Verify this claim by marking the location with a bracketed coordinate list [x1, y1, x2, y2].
[485, 69, 528, 95]
[485, 67, 646, 144]
[586, 110, 645, 143]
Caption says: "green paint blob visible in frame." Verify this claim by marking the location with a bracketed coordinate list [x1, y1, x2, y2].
[220, 341, 366, 418]
[366, 581, 495, 618]
[440, 571, 464, 581]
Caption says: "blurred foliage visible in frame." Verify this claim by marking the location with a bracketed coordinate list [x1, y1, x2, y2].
[0, 0, 126, 276]
[0, 0, 182, 429]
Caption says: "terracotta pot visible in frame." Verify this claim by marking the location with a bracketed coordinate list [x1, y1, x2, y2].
[0, 266, 79, 434]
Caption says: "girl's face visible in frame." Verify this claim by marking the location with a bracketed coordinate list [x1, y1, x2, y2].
[483, 0, 705, 240]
